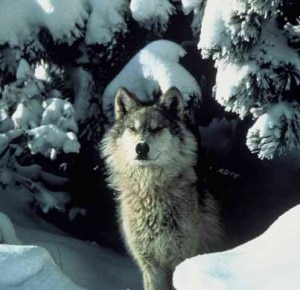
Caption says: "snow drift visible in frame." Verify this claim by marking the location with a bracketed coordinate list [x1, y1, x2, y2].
[174, 204, 300, 290]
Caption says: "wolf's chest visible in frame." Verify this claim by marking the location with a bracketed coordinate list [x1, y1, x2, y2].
[121, 189, 180, 234]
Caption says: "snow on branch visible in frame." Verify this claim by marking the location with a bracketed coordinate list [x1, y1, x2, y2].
[247, 102, 300, 160]
[198, 0, 281, 60]
[0, 59, 80, 159]
[0, 0, 88, 46]
[103, 40, 201, 121]
[130, 0, 175, 32]
[180, 0, 206, 34]
[85, 0, 128, 45]
[0, 0, 130, 47]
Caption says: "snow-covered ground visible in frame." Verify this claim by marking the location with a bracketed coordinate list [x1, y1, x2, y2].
[0, 186, 141, 290]
[174, 204, 300, 290]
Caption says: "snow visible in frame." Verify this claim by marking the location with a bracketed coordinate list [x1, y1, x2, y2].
[27, 124, 80, 157]
[103, 40, 201, 120]
[174, 204, 300, 290]
[197, 0, 231, 58]
[181, 0, 203, 14]
[42, 98, 78, 133]
[130, 0, 175, 31]
[0, 0, 130, 47]
[215, 59, 258, 118]
[247, 102, 300, 159]
[85, 0, 128, 45]
[0, 0, 88, 46]
[0, 186, 141, 290]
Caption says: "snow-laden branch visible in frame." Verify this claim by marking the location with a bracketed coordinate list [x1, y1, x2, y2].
[85, 0, 128, 45]
[247, 102, 300, 160]
[103, 40, 201, 120]
[130, 0, 175, 32]
[0, 0, 129, 47]
[198, 0, 280, 59]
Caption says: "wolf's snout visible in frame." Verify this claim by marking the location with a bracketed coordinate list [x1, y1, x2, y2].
[135, 142, 149, 159]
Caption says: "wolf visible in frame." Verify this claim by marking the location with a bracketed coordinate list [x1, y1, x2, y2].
[101, 87, 223, 290]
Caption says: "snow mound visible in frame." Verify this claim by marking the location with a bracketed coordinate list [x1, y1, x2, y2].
[0, 186, 141, 290]
[174, 205, 300, 290]
[0, 244, 84, 289]
[103, 39, 201, 120]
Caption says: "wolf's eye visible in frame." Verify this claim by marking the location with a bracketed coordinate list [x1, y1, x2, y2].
[150, 126, 164, 133]
[128, 127, 137, 133]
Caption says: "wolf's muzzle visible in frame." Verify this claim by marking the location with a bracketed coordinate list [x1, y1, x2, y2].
[135, 142, 149, 160]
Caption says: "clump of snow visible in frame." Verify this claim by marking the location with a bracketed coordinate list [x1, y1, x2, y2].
[130, 0, 175, 31]
[103, 40, 201, 120]
[0, 0, 88, 46]
[0, 244, 84, 289]
[42, 98, 78, 133]
[215, 60, 258, 118]
[181, 0, 205, 33]
[247, 102, 300, 159]
[27, 125, 80, 157]
[174, 204, 300, 290]
[33, 184, 71, 214]
[85, 0, 128, 45]
[181, 0, 203, 14]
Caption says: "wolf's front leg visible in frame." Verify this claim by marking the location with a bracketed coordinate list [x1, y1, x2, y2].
[142, 266, 173, 290]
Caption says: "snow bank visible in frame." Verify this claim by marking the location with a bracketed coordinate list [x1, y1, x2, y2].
[0, 244, 84, 290]
[103, 40, 201, 120]
[174, 204, 300, 290]
[0, 187, 141, 290]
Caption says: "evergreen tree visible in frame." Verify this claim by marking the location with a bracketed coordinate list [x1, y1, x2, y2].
[0, 0, 299, 241]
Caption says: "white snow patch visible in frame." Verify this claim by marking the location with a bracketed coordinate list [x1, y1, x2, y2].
[0, 0, 88, 46]
[247, 102, 300, 159]
[85, 0, 128, 45]
[130, 0, 175, 31]
[174, 205, 300, 290]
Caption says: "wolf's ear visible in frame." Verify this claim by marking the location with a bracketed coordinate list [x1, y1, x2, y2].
[114, 87, 139, 120]
[158, 87, 184, 120]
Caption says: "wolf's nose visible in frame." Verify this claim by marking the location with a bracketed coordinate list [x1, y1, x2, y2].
[135, 142, 149, 157]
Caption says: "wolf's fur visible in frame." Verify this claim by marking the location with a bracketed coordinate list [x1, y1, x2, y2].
[101, 87, 223, 290]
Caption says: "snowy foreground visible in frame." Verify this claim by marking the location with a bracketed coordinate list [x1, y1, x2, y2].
[174, 204, 300, 290]
[1, 183, 300, 289]
[0, 187, 141, 290]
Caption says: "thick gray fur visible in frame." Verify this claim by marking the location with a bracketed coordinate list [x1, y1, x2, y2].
[101, 87, 223, 290]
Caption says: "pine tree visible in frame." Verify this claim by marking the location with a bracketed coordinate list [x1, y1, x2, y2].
[198, 0, 300, 159]
[0, 1, 202, 226]
[1, 0, 299, 239]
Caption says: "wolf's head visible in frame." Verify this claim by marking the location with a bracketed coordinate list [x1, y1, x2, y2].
[101, 87, 197, 174]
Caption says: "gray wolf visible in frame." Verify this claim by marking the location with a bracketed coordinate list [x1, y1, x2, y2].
[101, 87, 223, 290]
